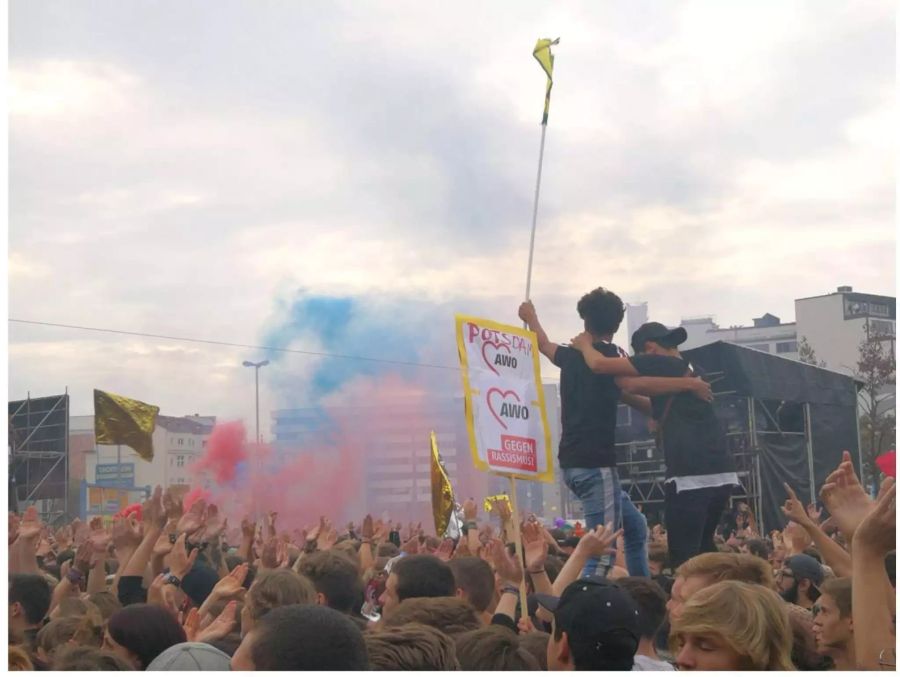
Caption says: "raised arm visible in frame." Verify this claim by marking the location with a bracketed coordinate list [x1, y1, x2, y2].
[552, 523, 621, 596]
[518, 301, 559, 363]
[570, 333, 638, 375]
[850, 480, 895, 670]
[782, 484, 851, 578]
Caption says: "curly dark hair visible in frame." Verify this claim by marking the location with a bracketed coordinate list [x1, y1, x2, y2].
[576, 287, 625, 335]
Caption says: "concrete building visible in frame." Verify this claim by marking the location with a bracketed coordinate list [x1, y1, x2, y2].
[79, 414, 216, 518]
[625, 303, 649, 347]
[676, 286, 895, 377]
[795, 286, 896, 375]
[679, 313, 798, 358]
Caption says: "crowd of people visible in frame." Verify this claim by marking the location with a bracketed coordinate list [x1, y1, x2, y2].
[8, 287, 895, 671]
[6, 454, 896, 670]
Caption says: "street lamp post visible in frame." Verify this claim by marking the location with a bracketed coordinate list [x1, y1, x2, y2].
[242, 360, 269, 444]
[242, 360, 269, 522]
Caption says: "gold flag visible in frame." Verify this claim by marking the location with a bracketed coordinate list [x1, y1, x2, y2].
[430, 431, 455, 537]
[533, 38, 560, 124]
[94, 389, 160, 462]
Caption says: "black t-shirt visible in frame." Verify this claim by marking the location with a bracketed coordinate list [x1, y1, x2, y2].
[552, 342, 623, 469]
[628, 353, 735, 478]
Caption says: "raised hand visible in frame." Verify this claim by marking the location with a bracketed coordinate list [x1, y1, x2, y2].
[781, 484, 813, 526]
[153, 522, 177, 558]
[18, 506, 43, 541]
[241, 517, 256, 541]
[319, 521, 338, 551]
[522, 521, 548, 573]
[177, 498, 206, 536]
[143, 486, 167, 529]
[806, 502, 823, 524]
[169, 533, 199, 579]
[195, 600, 238, 644]
[211, 562, 250, 600]
[575, 523, 622, 559]
[112, 516, 143, 550]
[149, 573, 180, 614]
[463, 498, 478, 521]
[9, 513, 21, 545]
[88, 518, 112, 553]
[518, 300, 537, 325]
[853, 478, 895, 557]
[487, 538, 523, 586]
[435, 538, 456, 562]
[400, 533, 419, 555]
[362, 514, 375, 542]
[495, 501, 512, 524]
[200, 504, 226, 541]
[266, 511, 278, 539]
[73, 540, 96, 575]
[819, 450, 873, 541]
[163, 487, 184, 522]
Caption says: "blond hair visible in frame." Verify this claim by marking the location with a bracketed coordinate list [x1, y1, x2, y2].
[671, 580, 794, 671]
[365, 623, 460, 670]
[246, 569, 316, 621]
[8, 645, 34, 671]
[676, 552, 775, 589]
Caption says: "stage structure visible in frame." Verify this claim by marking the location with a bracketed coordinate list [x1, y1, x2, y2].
[8, 393, 70, 524]
[613, 342, 860, 534]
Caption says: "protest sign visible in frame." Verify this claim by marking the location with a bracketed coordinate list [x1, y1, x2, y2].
[455, 315, 554, 483]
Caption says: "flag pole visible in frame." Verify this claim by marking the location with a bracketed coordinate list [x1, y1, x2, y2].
[524, 121, 548, 303]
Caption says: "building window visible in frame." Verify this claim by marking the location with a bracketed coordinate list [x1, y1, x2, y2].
[178, 438, 184, 446]
[870, 303, 890, 317]
[189, 439, 194, 447]
[747, 343, 771, 353]
[177, 456, 185, 467]
[870, 319, 895, 337]
[776, 341, 798, 354]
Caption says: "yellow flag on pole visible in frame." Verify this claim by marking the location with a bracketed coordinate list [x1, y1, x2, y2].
[93, 389, 160, 461]
[430, 431, 455, 537]
[533, 38, 560, 124]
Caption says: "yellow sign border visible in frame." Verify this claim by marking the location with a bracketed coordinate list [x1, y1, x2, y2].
[455, 314, 555, 484]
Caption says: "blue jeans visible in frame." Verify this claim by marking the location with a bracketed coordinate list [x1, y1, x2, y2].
[621, 490, 650, 577]
[563, 467, 622, 577]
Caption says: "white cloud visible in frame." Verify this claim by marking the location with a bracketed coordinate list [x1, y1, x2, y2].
[9, 59, 140, 118]
[8, 0, 894, 421]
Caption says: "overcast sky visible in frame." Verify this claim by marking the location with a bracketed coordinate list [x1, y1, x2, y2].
[9, 0, 895, 427]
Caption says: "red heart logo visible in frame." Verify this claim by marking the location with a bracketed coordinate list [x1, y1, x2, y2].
[481, 340, 512, 375]
[486, 387, 521, 430]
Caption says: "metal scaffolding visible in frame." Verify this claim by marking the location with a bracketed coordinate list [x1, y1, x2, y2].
[8, 393, 69, 524]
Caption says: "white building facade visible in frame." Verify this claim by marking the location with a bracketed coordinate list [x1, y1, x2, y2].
[80, 414, 215, 517]
[675, 286, 895, 377]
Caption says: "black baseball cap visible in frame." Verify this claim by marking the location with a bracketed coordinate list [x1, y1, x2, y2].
[534, 577, 640, 668]
[631, 322, 688, 353]
[785, 554, 824, 587]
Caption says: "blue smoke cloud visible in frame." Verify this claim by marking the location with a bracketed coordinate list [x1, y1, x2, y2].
[260, 291, 454, 402]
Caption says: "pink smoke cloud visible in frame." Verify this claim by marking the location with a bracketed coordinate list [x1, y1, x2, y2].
[186, 373, 487, 532]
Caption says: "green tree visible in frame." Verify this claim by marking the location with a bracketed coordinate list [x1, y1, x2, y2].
[797, 335, 827, 367]
[855, 331, 896, 492]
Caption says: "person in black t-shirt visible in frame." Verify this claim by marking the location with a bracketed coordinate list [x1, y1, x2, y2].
[571, 321, 738, 568]
[519, 290, 711, 577]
